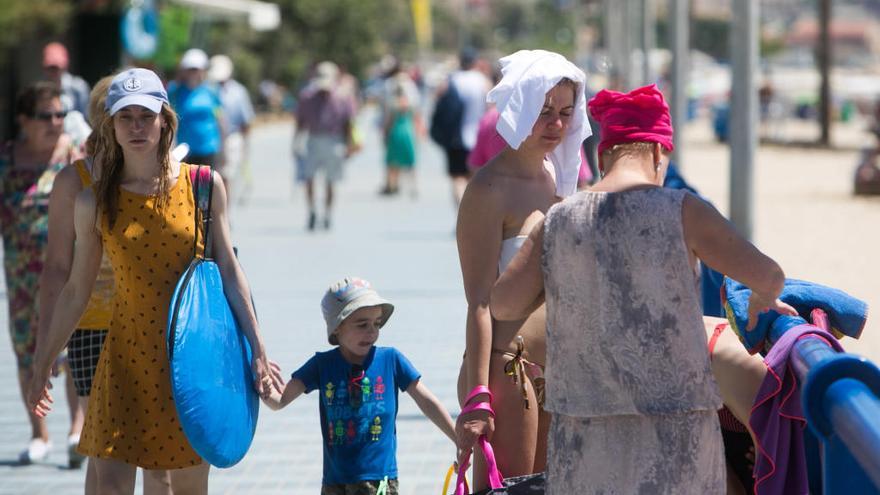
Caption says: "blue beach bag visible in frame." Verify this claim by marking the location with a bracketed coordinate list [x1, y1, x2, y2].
[166, 165, 258, 468]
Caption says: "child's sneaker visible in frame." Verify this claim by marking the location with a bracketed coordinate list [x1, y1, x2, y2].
[67, 434, 84, 469]
[18, 438, 51, 464]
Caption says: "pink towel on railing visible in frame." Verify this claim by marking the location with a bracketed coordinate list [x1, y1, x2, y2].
[750, 324, 844, 495]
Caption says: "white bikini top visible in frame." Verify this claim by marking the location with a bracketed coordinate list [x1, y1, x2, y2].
[498, 235, 527, 274]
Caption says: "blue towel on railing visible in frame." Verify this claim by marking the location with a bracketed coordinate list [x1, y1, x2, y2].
[721, 277, 868, 354]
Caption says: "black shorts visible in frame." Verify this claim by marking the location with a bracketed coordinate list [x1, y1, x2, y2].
[67, 329, 108, 396]
[721, 425, 755, 493]
[321, 478, 398, 495]
[444, 147, 471, 178]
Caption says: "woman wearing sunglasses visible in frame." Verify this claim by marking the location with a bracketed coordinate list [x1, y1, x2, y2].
[28, 68, 281, 494]
[0, 82, 83, 464]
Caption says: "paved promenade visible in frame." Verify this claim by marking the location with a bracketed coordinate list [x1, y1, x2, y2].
[0, 109, 877, 494]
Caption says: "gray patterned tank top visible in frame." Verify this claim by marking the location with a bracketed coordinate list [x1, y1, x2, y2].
[541, 187, 721, 417]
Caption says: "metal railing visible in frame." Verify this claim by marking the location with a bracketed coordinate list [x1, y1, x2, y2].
[771, 310, 880, 494]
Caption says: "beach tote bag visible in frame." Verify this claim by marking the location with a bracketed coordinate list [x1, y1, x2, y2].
[443, 463, 469, 495]
[166, 165, 259, 467]
[452, 437, 545, 495]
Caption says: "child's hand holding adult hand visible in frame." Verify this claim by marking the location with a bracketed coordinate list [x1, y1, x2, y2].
[746, 291, 798, 331]
[252, 355, 284, 398]
[268, 360, 285, 392]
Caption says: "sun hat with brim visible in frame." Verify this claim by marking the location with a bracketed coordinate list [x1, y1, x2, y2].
[321, 277, 394, 345]
[106, 68, 169, 116]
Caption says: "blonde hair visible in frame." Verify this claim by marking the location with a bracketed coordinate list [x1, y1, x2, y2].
[92, 102, 179, 229]
[84, 75, 114, 156]
[601, 141, 656, 161]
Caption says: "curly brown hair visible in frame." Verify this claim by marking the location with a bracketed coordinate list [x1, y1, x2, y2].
[92, 103, 178, 229]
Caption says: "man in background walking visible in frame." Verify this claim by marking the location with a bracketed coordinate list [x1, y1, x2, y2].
[294, 61, 356, 231]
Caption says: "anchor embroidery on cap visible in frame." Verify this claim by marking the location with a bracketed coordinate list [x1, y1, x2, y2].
[123, 78, 142, 92]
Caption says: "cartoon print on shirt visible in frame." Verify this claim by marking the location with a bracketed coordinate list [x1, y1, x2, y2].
[324, 370, 391, 447]
[361, 376, 371, 402]
[325, 382, 336, 406]
[334, 420, 345, 445]
[374, 376, 386, 400]
[370, 416, 382, 441]
[347, 419, 356, 443]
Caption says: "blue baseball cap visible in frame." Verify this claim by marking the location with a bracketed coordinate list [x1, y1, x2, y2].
[105, 68, 168, 116]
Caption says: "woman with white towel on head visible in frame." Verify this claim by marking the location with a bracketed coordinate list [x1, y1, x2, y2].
[454, 50, 591, 490]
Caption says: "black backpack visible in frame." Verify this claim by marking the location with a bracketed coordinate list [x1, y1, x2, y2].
[430, 79, 465, 149]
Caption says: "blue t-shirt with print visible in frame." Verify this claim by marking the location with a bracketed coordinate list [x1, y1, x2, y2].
[293, 346, 421, 484]
[168, 81, 223, 156]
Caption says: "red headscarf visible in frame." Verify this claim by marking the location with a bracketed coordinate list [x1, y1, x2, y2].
[588, 84, 674, 155]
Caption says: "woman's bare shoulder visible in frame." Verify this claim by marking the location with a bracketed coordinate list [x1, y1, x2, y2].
[53, 162, 86, 194]
[74, 186, 97, 210]
[465, 163, 508, 202]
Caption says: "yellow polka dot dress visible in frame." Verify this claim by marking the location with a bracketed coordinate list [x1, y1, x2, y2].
[78, 164, 204, 469]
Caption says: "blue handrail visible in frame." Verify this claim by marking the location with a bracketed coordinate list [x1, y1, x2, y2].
[772, 312, 880, 493]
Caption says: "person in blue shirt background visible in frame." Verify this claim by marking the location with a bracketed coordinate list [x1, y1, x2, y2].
[168, 49, 225, 171]
[208, 54, 255, 205]
[262, 277, 456, 495]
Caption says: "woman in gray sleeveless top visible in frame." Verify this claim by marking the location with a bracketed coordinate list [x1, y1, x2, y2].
[489, 85, 796, 494]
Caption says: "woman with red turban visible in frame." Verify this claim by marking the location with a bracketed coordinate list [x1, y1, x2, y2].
[489, 84, 795, 493]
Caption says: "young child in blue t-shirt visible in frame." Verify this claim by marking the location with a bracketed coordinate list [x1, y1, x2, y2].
[262, 277, 457, 495]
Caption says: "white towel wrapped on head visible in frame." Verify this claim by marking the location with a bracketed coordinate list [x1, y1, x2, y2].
[488, 49, 592, 197]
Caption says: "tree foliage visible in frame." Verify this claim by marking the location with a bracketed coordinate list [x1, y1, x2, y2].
[0, 0, 72, 62]
[250, 0, 415, 87]
[431, 0, 579, 59]
[154, 5, 193, 73]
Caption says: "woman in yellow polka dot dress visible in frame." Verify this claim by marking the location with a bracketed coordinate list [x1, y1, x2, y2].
[29, 68, 281, 494]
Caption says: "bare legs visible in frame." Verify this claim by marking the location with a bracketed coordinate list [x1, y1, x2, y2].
[304, 179, 335, 230]
[705, 318, 766, 432]
[167, 464, 210, 494]
[142, 469, 173, 495]
[94, 458, 137, 495]
[382, 167, 401, 195]
[457, 356, 548, 490]
[65, 370, 84, 439]
[382, 167, 417, 198]
[78, 397, 172, 495]
[705, 316, 767, 495]
[95, 458, 207, 495]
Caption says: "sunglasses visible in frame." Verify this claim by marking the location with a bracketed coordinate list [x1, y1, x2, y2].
[348, 364, 365, 409]
[32, 111, 68, 121]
